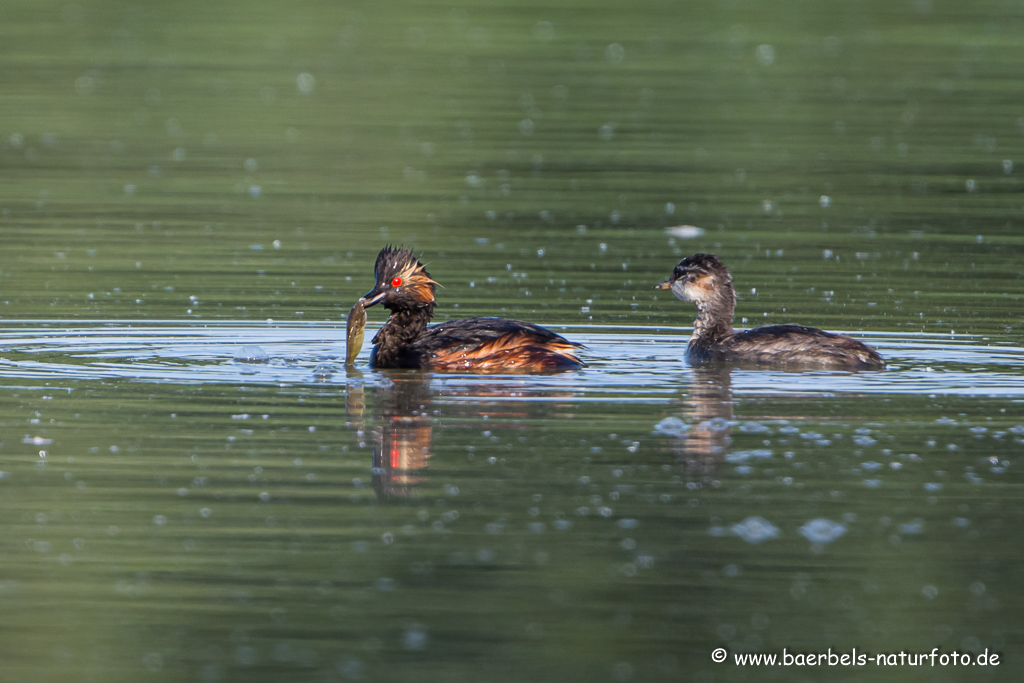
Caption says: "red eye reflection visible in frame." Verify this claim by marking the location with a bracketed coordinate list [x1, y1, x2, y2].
[391, 277, 403, 287]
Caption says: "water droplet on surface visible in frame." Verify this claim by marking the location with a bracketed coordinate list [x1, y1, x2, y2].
[234, 345, 269, 363]
[799, 518, 847, 544]
[605, 43, 626, 65]
[654, 417, 688, 437]
[731, 516, 780, 544]
[296, 72, 315, 94]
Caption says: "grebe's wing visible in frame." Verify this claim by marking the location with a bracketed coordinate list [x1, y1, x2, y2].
[413, 317, 584, 371]
[722, 325, 884, 369]
[418, 317, 581, 347]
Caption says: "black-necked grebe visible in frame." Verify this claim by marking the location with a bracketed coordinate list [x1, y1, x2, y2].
[361, 246, 584, 373]
[655, 253, 885, 370]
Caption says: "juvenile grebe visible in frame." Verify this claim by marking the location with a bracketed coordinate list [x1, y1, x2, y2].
[655, 254, 885, 370]
[361, 246, 584, 373]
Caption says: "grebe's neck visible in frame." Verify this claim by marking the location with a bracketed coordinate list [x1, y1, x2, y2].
[372, 305, 434, 365]
[687, 286, 735, 356]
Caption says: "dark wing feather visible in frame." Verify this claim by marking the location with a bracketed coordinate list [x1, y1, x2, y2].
[713, 324, 884, 370]
[411, 317, 584, 372]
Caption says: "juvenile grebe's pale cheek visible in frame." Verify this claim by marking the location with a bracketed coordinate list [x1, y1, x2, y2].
[674, 277, 715, 304]
[669, 279, 693, 302]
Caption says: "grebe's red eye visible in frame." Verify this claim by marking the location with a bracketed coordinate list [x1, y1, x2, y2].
[391, 277, 402, 288]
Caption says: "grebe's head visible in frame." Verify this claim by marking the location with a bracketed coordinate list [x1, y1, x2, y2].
[363, 246, 439, 311]
[654, 253, 732, 305]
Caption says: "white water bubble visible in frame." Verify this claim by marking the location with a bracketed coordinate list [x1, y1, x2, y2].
[731, 516, 780, 544]
[296, 72, 315, 95]
[799, 518, 847, 544]
[605, 43, 626, 65]
[234, 345, 269, 363]
[654, 417, 688, 437]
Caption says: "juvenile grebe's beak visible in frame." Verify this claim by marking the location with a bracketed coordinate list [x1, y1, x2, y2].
[362, 288, 387, 307]
[653, 279, 673, 290]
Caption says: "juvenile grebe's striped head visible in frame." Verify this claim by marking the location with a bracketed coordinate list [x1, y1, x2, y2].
[654, 253, 733, 308]
[362, 246, 439, 311]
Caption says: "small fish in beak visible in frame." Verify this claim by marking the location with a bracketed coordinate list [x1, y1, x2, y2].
[346, 298, 367, 365]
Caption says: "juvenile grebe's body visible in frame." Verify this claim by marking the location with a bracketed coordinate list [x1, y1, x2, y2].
[655, 254, 885, 370]
[362, 246, 584, 373]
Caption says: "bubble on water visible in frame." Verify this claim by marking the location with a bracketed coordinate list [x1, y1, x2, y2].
[853, 435, 876, 447]
[402, 625, 428, 651]
[617, 518, 639, 530]
[153, 515, 166, 526]
[921, 585, 939, 600]
[924, 482, 943, 492]
[739, 422, 770, 434]
[605, 43, 626, 65]
[965, 179, 977, 193]
[234, 345, 269, 363]
[519, 118, 534, 136]
[312, 363, 333, 380]
[704, 417, 730, 432]
[665, 224, 704, 238]
[864, 479, 882, 488]
[755, 44, 775, 66]
[654, 417, 688, 437]
[799, 518, 847, 544]
[819, 195, 831, 208]
[731, 516, 780, 544]
[296, 72, 315, 95]
[898, 519, 924, 535]
[726, 449, 772, 463]
[375, 578, 396, 592]
[599, 123, 615, 141]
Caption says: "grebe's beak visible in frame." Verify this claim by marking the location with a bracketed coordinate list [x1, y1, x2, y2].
[362, 287, 387, 307]
[653, 279, 673, 290]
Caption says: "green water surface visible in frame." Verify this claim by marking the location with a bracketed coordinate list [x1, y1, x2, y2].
[1, 1, 1022, 681]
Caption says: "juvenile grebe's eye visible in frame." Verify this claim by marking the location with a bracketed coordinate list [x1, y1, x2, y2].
[391, 276, 403, 288]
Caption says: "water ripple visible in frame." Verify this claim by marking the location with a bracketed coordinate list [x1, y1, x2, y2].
[0, 322, 1021, 398]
